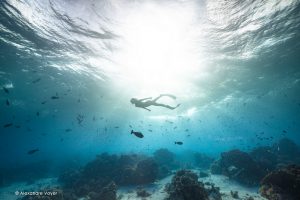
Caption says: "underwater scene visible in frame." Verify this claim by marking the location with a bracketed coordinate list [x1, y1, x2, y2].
[1, 0, 300, 199]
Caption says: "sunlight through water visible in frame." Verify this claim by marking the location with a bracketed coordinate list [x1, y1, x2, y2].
[111, 2, 204, 96]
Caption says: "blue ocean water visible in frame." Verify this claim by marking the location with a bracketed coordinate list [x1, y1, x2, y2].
[0, 0, 300, 199]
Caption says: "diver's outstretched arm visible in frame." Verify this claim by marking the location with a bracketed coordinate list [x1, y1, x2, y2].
[143, 107, 151, 111]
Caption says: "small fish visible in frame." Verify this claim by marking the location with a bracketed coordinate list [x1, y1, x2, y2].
[148, 129, 153, 132]
[6, 99, 10, 106]
[3, 87, 9, 94]
[282, 130, 287, 133]
[41, 101, 47, 104]
[76, 114, 84, 125]
[65, 128, 72, 132]
[36, 112, 40, 116]
[175, 141, 183, 145]
[32, 78, 41, 84]
[51, 96, 59, 100]
[27, 149, 39, 155]
[131, 130, 144, 138]
[3, 123, 13, 128]
[114, 126, 119, 129]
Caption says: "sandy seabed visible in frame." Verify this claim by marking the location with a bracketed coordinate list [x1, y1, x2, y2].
[0, 171, 266, 200]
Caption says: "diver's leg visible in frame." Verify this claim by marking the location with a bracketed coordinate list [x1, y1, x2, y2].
[152, 95, 163, 102]
[152, 102, 180, 110]
[160, 94, 176, 99]
[152, 94, 176, 102]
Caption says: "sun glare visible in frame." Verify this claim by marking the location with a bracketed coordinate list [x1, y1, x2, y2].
[112, 2, 201, 95]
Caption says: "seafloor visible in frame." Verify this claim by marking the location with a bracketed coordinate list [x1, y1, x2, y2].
[0, 137, 299, 200]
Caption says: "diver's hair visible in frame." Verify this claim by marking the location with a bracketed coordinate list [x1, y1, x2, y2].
[130, 98, 137, 104]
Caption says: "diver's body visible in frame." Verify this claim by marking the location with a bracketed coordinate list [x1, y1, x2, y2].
[130, 94, 180, 111]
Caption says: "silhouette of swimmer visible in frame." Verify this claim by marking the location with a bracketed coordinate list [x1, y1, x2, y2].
[130, 94, 180, 111]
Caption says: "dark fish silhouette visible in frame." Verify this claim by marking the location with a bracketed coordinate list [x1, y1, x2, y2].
[3, 123, 13, 128]
[36, 112, 40, 116]
[41, 101, 47, 104]
[175, 141, 183, 145]
[3, 87, 9, 94]
[65, 128, 72, 132]
[131, 130, 144, 138]
[282, 130, 287, 133]
[6, 99, 10, 106]
[51, 96, 59, 100]
[27, 149, 39, 155]
[77, 114, 84, 125]
[32, 78, 41, 84]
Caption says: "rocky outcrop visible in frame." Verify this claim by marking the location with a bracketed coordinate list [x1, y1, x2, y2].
[59, 153, 159, 199]
[153, 148, 178, 178]
[272, 138, 300, 166]
[250, 146, 277, 172]
[164, 170, 209, 200]
[210, 149, 266, 186]
[259, 165, 300, 200]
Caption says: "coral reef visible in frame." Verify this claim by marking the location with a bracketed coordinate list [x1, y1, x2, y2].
[210, 149, 266, 186]
[210, 160, 222, 175]
[58, 153, 158, 199]
[194, 153, 215, 169]
[230, 190, 239, 199]
[204, 182, 222, 200]
[153, 148, 178, 178]
[272, 138, 300, 166]
[250, 146, 277, 172]
[87, 182, 117, 200]
[164, 170, 209, 200]
[153, 148, 175, 166]
[259, 165, 300, 200]
[136, 187, 151, 197]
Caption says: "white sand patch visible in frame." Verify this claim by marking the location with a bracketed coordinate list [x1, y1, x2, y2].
[117, 175, 172, 200]
[0, 178, 60, 200]
[199, 172, 267, 200]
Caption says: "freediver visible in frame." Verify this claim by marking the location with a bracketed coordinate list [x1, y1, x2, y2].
[130, 94, 180, 111]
